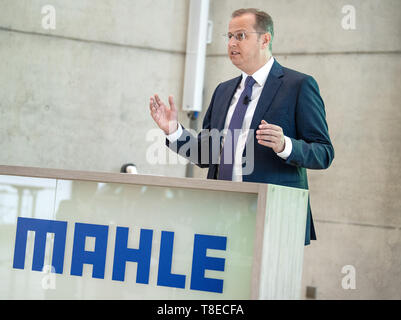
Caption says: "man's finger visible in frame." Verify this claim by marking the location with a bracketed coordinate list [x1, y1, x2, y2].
[150, 99, 157, 115]
[256, 129, 281, 137]
[259, 121, 282, 132]
[154, 94, 163, 107]
[168, 95, 176, 112]
[150, 97, 157, 110]
[267, 124, 282, 132]
[256, 135, 278, 142]
[259, 123, 281, 131]
[257, 139, 275, 148]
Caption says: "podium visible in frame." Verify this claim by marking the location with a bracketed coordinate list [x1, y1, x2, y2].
[0, 165, 308, 299]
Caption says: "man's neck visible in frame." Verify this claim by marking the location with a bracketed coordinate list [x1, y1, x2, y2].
[245, 54, 272, 76]
[245, 54, 272, 75]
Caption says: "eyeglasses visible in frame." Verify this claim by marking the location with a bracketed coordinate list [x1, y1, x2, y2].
[223, 31, 266, 42]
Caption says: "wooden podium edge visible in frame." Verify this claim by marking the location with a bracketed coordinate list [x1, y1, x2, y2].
[0, 165, 260, 194]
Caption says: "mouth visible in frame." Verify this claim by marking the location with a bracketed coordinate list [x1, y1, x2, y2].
[230, 50, 240, 57]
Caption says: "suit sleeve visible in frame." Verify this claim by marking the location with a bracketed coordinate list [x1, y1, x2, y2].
[285, 76, 334, 169]
[166, 84, 221, 168]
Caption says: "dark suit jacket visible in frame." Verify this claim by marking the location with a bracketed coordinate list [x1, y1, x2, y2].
[167, 59, 334, 245]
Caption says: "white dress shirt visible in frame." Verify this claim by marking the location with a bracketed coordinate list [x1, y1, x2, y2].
[167, 56, 292, 181]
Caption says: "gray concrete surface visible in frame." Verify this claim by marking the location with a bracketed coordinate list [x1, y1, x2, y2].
[0, 0, 190, 176]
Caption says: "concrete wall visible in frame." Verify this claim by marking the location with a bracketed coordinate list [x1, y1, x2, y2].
[1, 0, 401, 299]
[198, 0, 401, 299]
[0, 0, 190, 176]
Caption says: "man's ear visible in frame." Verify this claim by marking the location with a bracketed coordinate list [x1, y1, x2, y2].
[264, 33, 272, 49]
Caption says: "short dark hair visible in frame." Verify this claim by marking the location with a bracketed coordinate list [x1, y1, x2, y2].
[231, 8, 274, 51]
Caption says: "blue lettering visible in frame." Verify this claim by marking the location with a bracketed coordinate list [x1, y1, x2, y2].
[70, 222, 109, 279]
[112, 227, 153, 284]
[12, 218, 227, 294]
[157, 231, 186, 289]
[13, 217, 67, 274]
[190, 234, 227, 293]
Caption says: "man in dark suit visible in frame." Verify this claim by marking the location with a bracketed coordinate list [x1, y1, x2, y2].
[149, 8, 334, 245]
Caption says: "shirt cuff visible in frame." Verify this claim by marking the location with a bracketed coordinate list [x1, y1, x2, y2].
[166, 124, 183, 142]
[276, 136, 292, 160]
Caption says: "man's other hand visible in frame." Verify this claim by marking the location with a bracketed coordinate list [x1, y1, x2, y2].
[256, 120, 285, 153]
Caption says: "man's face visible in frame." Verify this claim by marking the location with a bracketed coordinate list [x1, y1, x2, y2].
[227, 13, 268, 74]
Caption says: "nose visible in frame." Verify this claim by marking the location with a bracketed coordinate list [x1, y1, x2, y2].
[228, 38, 238, 49]
[228, 36, 239, 46]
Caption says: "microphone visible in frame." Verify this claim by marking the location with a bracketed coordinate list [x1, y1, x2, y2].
[244, 95, 251, 105]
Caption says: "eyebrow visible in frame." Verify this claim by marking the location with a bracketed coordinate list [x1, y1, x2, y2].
[228, 29, 247, 34]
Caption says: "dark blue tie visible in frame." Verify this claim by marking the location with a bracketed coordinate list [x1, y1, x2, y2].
[218, 76, 256, 180]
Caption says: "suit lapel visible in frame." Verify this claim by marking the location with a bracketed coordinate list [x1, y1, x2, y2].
[249, 60, 284, 132]
[215, 75, 242, 131]
[213, 60, 284, 134]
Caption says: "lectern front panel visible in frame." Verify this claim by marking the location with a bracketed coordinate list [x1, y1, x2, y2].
[0, 174, 258, 299]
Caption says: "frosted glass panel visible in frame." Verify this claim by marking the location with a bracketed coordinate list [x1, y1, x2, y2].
[0, 175, 56, 299]
[0, 176, 258, 299]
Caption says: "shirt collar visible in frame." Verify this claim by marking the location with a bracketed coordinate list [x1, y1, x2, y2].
[241, 56, 275, 87]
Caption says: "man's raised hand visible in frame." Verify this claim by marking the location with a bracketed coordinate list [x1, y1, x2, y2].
[149, 94, 178, 135]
